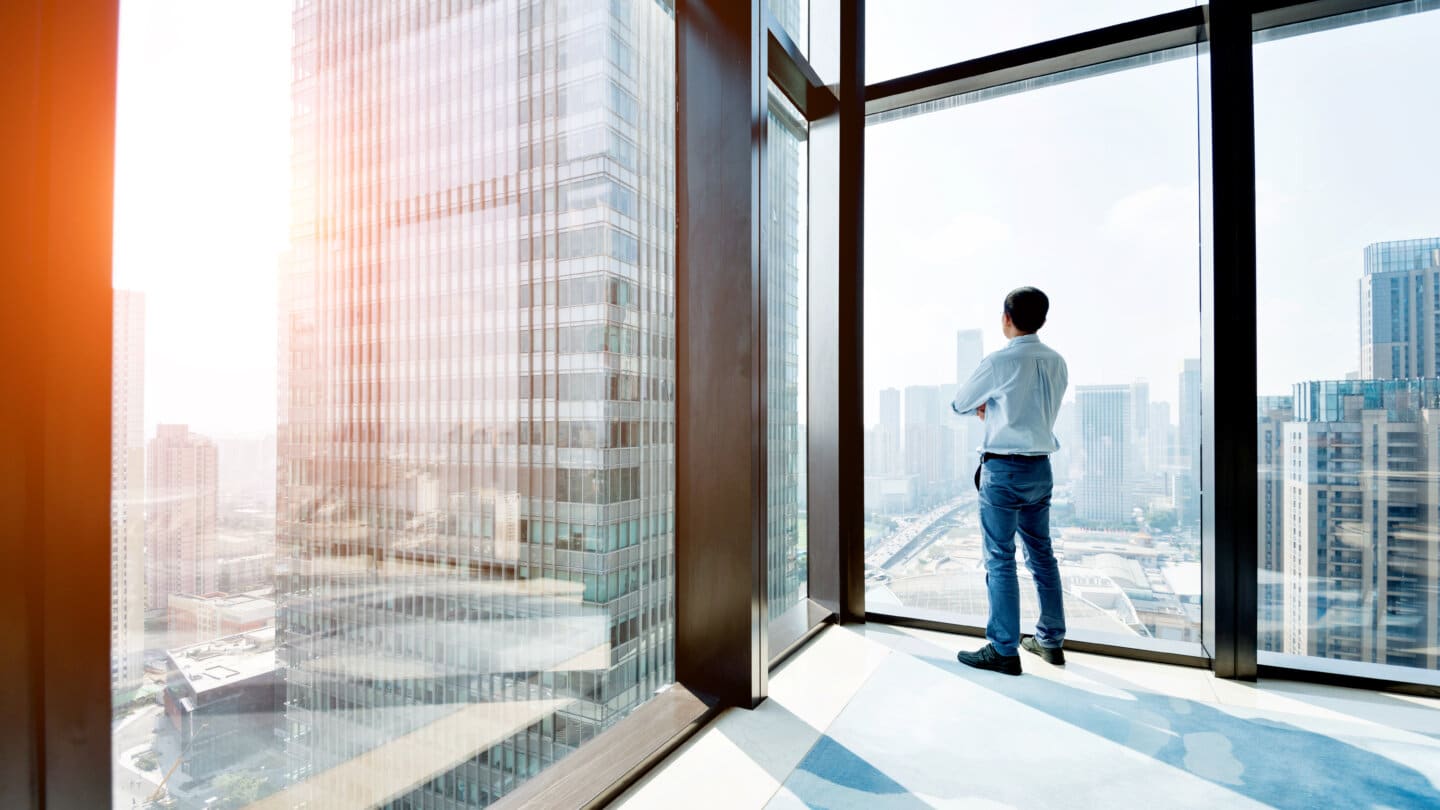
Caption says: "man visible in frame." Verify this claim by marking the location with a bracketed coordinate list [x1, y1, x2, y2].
[950, 287, 1068, 676]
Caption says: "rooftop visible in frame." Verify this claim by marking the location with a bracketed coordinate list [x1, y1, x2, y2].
[167, 627, 277, 695]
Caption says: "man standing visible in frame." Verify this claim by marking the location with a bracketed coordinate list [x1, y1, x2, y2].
[950, 287, 1068, 675]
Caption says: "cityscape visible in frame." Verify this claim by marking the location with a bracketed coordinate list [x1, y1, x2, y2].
[862, 331, 1205, 644]
[112, 1, 806, 808]
[103, 2, 1438, 809]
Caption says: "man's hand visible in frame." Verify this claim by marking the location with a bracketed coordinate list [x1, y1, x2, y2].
[976, 403, 987, 422]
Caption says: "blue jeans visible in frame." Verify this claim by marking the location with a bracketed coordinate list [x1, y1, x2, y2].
[979, 455, 1066, 656]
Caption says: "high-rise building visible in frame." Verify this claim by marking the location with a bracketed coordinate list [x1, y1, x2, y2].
[147, 425, 219, 609]
[1130, 380, 1150, 477]
[1283, 379, 1439, 669]
[1075, 385, 1132, 525]
[903, 384, 953, 506]
[1257, 394, 1292, 653]
[1359, 237, 1440, 379]
[878, 387, 902, 475]
[112, 289, 146, 691]
[955, 329, 983, 384]
[955, 330, 985, 470]
[276, 2, 678, 805]
[1177, 358, 1202, 526]
[1147, 401, 1171, 473]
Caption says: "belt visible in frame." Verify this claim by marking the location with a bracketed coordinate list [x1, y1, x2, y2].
[981, 452, 1045, 462]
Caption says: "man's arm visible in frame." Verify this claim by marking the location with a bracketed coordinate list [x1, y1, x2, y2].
[951, 359, 993, 416]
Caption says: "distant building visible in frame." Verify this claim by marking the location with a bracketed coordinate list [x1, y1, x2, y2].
[1283, 379, 1439, 669]
[877, 387, 903, 475]
[112, 289, 146, 691]
[1076, 385, 1133, 525]
[903, 384, 954, 506]
[1359, 237, 1440, 379]
[217, 552, 274, 594]
[167, 592, 276, 646]
[1257, 394, 1292, 653]
[148, 425, 218, 611]
[164, 628, 280, 779]
[1177, 359, 1202, 526]
[955, 330, 986, 469]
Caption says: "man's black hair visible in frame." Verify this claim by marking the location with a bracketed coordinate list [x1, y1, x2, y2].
[1004, 287, 1049, 333]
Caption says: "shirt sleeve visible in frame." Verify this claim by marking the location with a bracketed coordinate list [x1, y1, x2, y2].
[951, 358, 994, 415]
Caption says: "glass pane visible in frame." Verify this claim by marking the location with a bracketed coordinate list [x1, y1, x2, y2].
[867, 1, 1198, 84]
[864, 52, 1204, 652]
[767, 83, 809, 621]
[1256, 6, 1440, 682]
[768, 0, 809, 57]
[111, 1, 677, 807]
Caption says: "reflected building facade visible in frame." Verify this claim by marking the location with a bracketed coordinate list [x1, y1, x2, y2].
[112, 289, 146, 691]
[278, 1, 677, 806]
[1257, 394, 1291, 653]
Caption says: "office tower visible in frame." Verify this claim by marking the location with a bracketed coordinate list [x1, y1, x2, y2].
[1075, 385, 1132, 525]
[277, 2, 677, 805]
[1256, 395, 1292, 653]
[955, 329, 984, 384]
[1359, 237, 1440, 379]
[1051, 401, 1076, 486]
[1177, 358, 1202, 526]
[765, 86, 805, 620]
[1130, 381, 1150, 476]
[878, 387, 902, 474]
[112, 289, 145, 692]
[1147, 401, 1171, 473]
[1283, 379, 1439, 669]
[147, 425, 219, 608]
[903, 384, 953, 506]
[956, 329, 985, 469]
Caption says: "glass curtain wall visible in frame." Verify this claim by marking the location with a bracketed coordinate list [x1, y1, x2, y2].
[111, 1, 677, 808]
[765, 81, 809, 622]
[1254, 4, 1440, 683]
[864, 51, 1206, 652]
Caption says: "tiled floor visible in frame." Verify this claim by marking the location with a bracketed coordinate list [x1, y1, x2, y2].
[613, 624, 1440, 809]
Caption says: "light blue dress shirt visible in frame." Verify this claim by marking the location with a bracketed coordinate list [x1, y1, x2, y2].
[951, 334, 1068, 456]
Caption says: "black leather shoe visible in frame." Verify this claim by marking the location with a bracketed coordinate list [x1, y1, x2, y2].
[1021, 636, 1065, 666]
[956, 643, 1022, 676]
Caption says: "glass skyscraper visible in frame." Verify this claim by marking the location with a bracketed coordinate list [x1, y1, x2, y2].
[277, 1, 677, 805]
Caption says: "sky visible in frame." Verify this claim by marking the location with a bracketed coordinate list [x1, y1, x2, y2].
[863, 3, 1440, 429]
[112, 2, 1440, 440]
[112, 0, 290, 439]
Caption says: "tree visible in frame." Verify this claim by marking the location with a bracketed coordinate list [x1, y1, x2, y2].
[213, 773, 267, 810]
[1146, 507, 1178, 533]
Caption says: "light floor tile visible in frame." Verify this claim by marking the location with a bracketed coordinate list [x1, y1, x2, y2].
[769, 625, 892, 733]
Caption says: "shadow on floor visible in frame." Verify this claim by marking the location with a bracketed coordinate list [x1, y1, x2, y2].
[785, 627, 1440, 810]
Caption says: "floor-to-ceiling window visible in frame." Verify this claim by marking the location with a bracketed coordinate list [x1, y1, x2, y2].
[110, 2, 677, 807]
[863, 25, 1207, 655]
[1254, 2, 1440, 685]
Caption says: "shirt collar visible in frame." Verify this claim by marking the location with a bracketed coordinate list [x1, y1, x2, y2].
[1008, 334, 1040, 347]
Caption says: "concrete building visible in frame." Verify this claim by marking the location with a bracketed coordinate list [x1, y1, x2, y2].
[1075, 385, 1132, 525]
[1359, 237, 1440, 379]
[148, 425, 218, 611]
[1283, 379, 1439, 669]
[164, 628, 280, 779]
[112, 289, 146, 692]
[167, 592, 276, 646]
